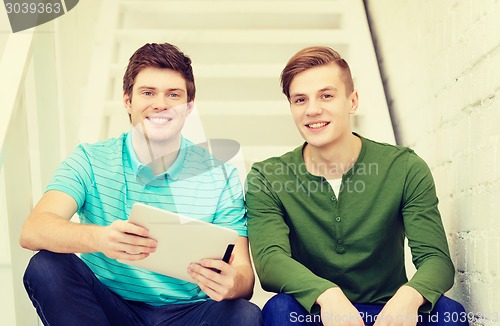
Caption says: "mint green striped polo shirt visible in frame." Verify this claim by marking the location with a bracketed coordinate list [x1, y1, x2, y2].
[46, 132, 247, 306]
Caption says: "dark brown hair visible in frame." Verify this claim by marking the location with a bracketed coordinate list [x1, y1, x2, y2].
[123, 43, 195, 116]
[280, 46, 354, 100]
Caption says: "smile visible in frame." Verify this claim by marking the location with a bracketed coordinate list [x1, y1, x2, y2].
[306, 122, 330, 129]
[147, 117, 172, 125]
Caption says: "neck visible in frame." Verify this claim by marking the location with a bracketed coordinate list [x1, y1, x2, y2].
[304, 132, 361, 179]
[131, 126, 181, 175]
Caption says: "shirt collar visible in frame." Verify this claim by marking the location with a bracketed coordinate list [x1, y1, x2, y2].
[126, 132, 142, 175]
[125, 132, 187, 181]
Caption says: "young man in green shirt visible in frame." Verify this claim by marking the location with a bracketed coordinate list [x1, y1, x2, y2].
[246, 46, 468, 325]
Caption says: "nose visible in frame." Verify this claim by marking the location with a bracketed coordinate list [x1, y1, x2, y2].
[305, 99, 322, 116]
[152, 96, 170, 111]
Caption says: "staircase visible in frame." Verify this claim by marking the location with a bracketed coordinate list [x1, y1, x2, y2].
[77, 0, 395, 307]
[0, 0, 395, 323]
[80, 0, 395, 172]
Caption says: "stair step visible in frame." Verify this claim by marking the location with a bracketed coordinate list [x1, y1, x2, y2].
[115, 42, 350, 65]
[115, 29, 349, 45]
[119, 1, 345, 30]
[120, 1, 347, 14]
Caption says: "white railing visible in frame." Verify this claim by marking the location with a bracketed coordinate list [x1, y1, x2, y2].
[0, 2, 111, 324]
[0, 28, 40, 326]
[0, 22, 70, 324]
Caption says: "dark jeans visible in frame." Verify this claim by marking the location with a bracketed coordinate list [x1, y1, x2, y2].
[262, 293, 469, 326]
[23, 250, 263, 326]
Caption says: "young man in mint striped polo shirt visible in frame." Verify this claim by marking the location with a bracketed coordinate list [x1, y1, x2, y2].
[20, 43, 262, 326]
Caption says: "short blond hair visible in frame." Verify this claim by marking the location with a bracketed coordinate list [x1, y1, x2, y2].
[280, 46, 354, 100]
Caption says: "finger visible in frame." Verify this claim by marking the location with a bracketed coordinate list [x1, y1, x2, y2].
[121, 233, 157, 248]
[188, 264, 226, 292]
[120, 242, 156, 255]
[199, 259, 230, 274]
[188, 263, 222, 283]
[123, 221, 151, 237]
[115, 251, 150, 261]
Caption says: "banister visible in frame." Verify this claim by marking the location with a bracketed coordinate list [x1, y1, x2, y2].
[0, 31, 34, 169]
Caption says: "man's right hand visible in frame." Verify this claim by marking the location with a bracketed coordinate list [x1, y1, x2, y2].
[97, 220, 157, 260]
[316, 287, 365, 326]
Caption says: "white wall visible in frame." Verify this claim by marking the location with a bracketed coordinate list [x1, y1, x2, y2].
[366, 1, 499, 325]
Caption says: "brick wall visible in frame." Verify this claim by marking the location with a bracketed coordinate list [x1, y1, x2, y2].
[366, 0, 499, 325]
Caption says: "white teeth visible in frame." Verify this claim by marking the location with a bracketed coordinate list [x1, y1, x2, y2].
[308, 122, 327, 129]
[149, 117, 170, 123]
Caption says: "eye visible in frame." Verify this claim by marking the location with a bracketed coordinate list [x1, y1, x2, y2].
[321, 94, 333, 100]
[292, 97, 306, 104]
[142, 91, 154, 96]
[169, 93, 180, 98]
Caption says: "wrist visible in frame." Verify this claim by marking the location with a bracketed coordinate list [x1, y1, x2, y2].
[89, 224, 105, 252]
[316, 287, 344, 306]
[398, 285, 425, 307]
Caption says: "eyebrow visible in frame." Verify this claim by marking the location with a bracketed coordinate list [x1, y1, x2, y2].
[319, 86, 338, 93]
[290, 86, 338, 98]
[137, 86, 186, 93]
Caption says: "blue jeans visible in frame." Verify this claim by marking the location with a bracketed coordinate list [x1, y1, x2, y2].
[23, 250, 263, 326]
[262, 293, 469, 326]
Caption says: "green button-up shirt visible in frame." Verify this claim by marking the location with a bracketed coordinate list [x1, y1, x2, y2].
[246, 134, 454, 314]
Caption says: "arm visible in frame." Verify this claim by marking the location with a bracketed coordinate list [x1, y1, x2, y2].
[19, 190, 157, 261]
[402, 153, 455, 312]
[188, 236, 255, 301]
[246, 164, 335, 313]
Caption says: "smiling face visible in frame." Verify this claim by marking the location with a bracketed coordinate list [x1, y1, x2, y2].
[289, 63, 358, 150]
[123, 67, 192, 145]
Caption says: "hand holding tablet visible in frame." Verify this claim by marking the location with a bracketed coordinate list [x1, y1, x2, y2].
[118, 203, 238, 282]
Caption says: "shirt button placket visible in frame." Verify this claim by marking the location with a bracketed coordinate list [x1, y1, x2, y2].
[335, 216, 344, 253]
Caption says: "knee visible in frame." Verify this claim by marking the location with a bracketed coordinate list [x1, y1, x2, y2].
[25, 251, 57, 280]
[430, 296, 469, 325]
[262, 293, 300, 315]
[225, 299, 263, 326]
[24, 251, 70, 290]
[433, 296, 467, 314]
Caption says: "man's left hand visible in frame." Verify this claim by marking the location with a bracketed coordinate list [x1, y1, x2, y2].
[187, 258, 239, 301]
[373, 285, 425, 326]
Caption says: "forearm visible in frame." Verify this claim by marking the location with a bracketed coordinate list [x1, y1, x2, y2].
[405, 257, 454, 311]
[256, 252, 335, 313]
[20, 212, 102, 253]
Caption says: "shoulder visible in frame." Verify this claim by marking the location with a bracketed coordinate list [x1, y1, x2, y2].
[363, 137, 414, 156]
[78, 134, 125, 158]
[362, 136, 425, 165]
[361, 136, 430, 176]
[64, 134, 125, 173]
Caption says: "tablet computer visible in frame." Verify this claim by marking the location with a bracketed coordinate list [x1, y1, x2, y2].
[118, 203, 238, 282]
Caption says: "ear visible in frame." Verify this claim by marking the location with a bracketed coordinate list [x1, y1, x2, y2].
[186, 100, 195, 114]
[349, 90, 359, 115]
[123, 93, 132, 115]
